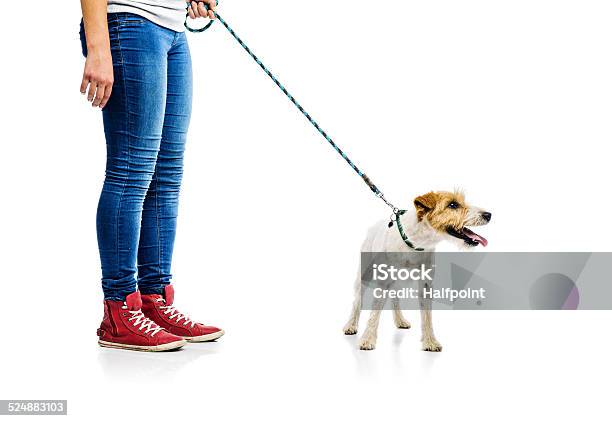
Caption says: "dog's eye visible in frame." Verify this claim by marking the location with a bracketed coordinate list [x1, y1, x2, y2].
[448, 201, 460, 209]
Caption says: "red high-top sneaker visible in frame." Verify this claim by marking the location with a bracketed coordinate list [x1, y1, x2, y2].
[141, 285, 224, 342]
[97, 291, 187, 351]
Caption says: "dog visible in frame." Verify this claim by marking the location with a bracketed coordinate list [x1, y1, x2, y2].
[343, 190, 491, 351]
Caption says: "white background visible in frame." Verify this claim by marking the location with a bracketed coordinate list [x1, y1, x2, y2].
[0, 0, 610, 419]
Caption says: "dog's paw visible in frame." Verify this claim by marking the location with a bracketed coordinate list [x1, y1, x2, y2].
[394, 319, 411, 329]
[359, 339, 376, 351]
[343, 325, 358, 335]
[421, 339, 442, 352]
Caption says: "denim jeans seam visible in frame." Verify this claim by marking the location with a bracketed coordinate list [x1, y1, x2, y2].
[155, 175, 163, 285]
[171, 31, 177, 48]
[114, 25, 131, 292]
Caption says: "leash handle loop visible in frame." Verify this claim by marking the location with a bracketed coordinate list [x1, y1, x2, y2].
[185, 15, 215, 33]
[184, 1, 217, 33]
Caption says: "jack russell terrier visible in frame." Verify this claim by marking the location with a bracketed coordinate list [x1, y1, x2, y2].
[343, 190, 491, 351]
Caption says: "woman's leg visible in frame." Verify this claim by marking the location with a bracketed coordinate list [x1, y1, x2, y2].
[137, 32, 193, 295]
[135, 33, 224, 342]
[96, 15, 176, 301]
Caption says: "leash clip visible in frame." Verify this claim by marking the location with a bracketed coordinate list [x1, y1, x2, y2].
[388, 208, 399, 227]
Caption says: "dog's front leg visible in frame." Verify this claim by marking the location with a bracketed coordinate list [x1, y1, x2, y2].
[419, 279, 442, 352]
[343, 269, 362, 335]
[392, 298, 411, 329]
[359, 297, 386, 350]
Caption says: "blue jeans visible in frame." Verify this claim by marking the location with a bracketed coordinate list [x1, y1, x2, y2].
[80, 13, 193, 300]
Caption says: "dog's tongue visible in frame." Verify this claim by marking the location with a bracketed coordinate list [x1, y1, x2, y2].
[464, 228, 488, 247]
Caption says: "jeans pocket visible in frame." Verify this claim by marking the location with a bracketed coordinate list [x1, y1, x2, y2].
[117, 13, 147, 26]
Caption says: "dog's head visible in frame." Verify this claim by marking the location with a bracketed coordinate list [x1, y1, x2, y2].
[413, 190, 491, 247]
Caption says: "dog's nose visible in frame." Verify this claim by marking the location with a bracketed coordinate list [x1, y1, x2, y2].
[481, 212, 492, 222]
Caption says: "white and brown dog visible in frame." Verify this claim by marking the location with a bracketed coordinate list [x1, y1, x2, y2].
[343, 190, 491, 351]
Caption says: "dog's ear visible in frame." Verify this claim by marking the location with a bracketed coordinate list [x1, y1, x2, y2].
[414, 192, 438, 221]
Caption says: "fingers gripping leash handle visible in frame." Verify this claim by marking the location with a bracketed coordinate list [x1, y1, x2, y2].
[184, 1, 216, 33]
[184, 2, 396, 213]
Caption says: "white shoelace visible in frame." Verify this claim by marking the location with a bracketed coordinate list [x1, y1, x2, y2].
[156, 298, 196, 328]
[122, 306, 163, 336]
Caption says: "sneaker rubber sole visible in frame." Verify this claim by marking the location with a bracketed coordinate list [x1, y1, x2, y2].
[98, 339, 187, 352]
[183, 329, 225, 343]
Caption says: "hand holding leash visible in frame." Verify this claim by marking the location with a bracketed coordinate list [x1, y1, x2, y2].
[187, 0, 217, 20]
[185, 1, 217, 32]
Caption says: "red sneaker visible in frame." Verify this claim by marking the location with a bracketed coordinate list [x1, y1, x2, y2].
[141, 285, 224, 342]
[97, 291, 186, 352]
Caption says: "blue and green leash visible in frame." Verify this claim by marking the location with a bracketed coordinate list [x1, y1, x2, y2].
[185, 5, 424, 251]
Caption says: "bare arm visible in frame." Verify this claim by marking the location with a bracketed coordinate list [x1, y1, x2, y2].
[80, 0, 217, 109]
[80, 0, 113, 109]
